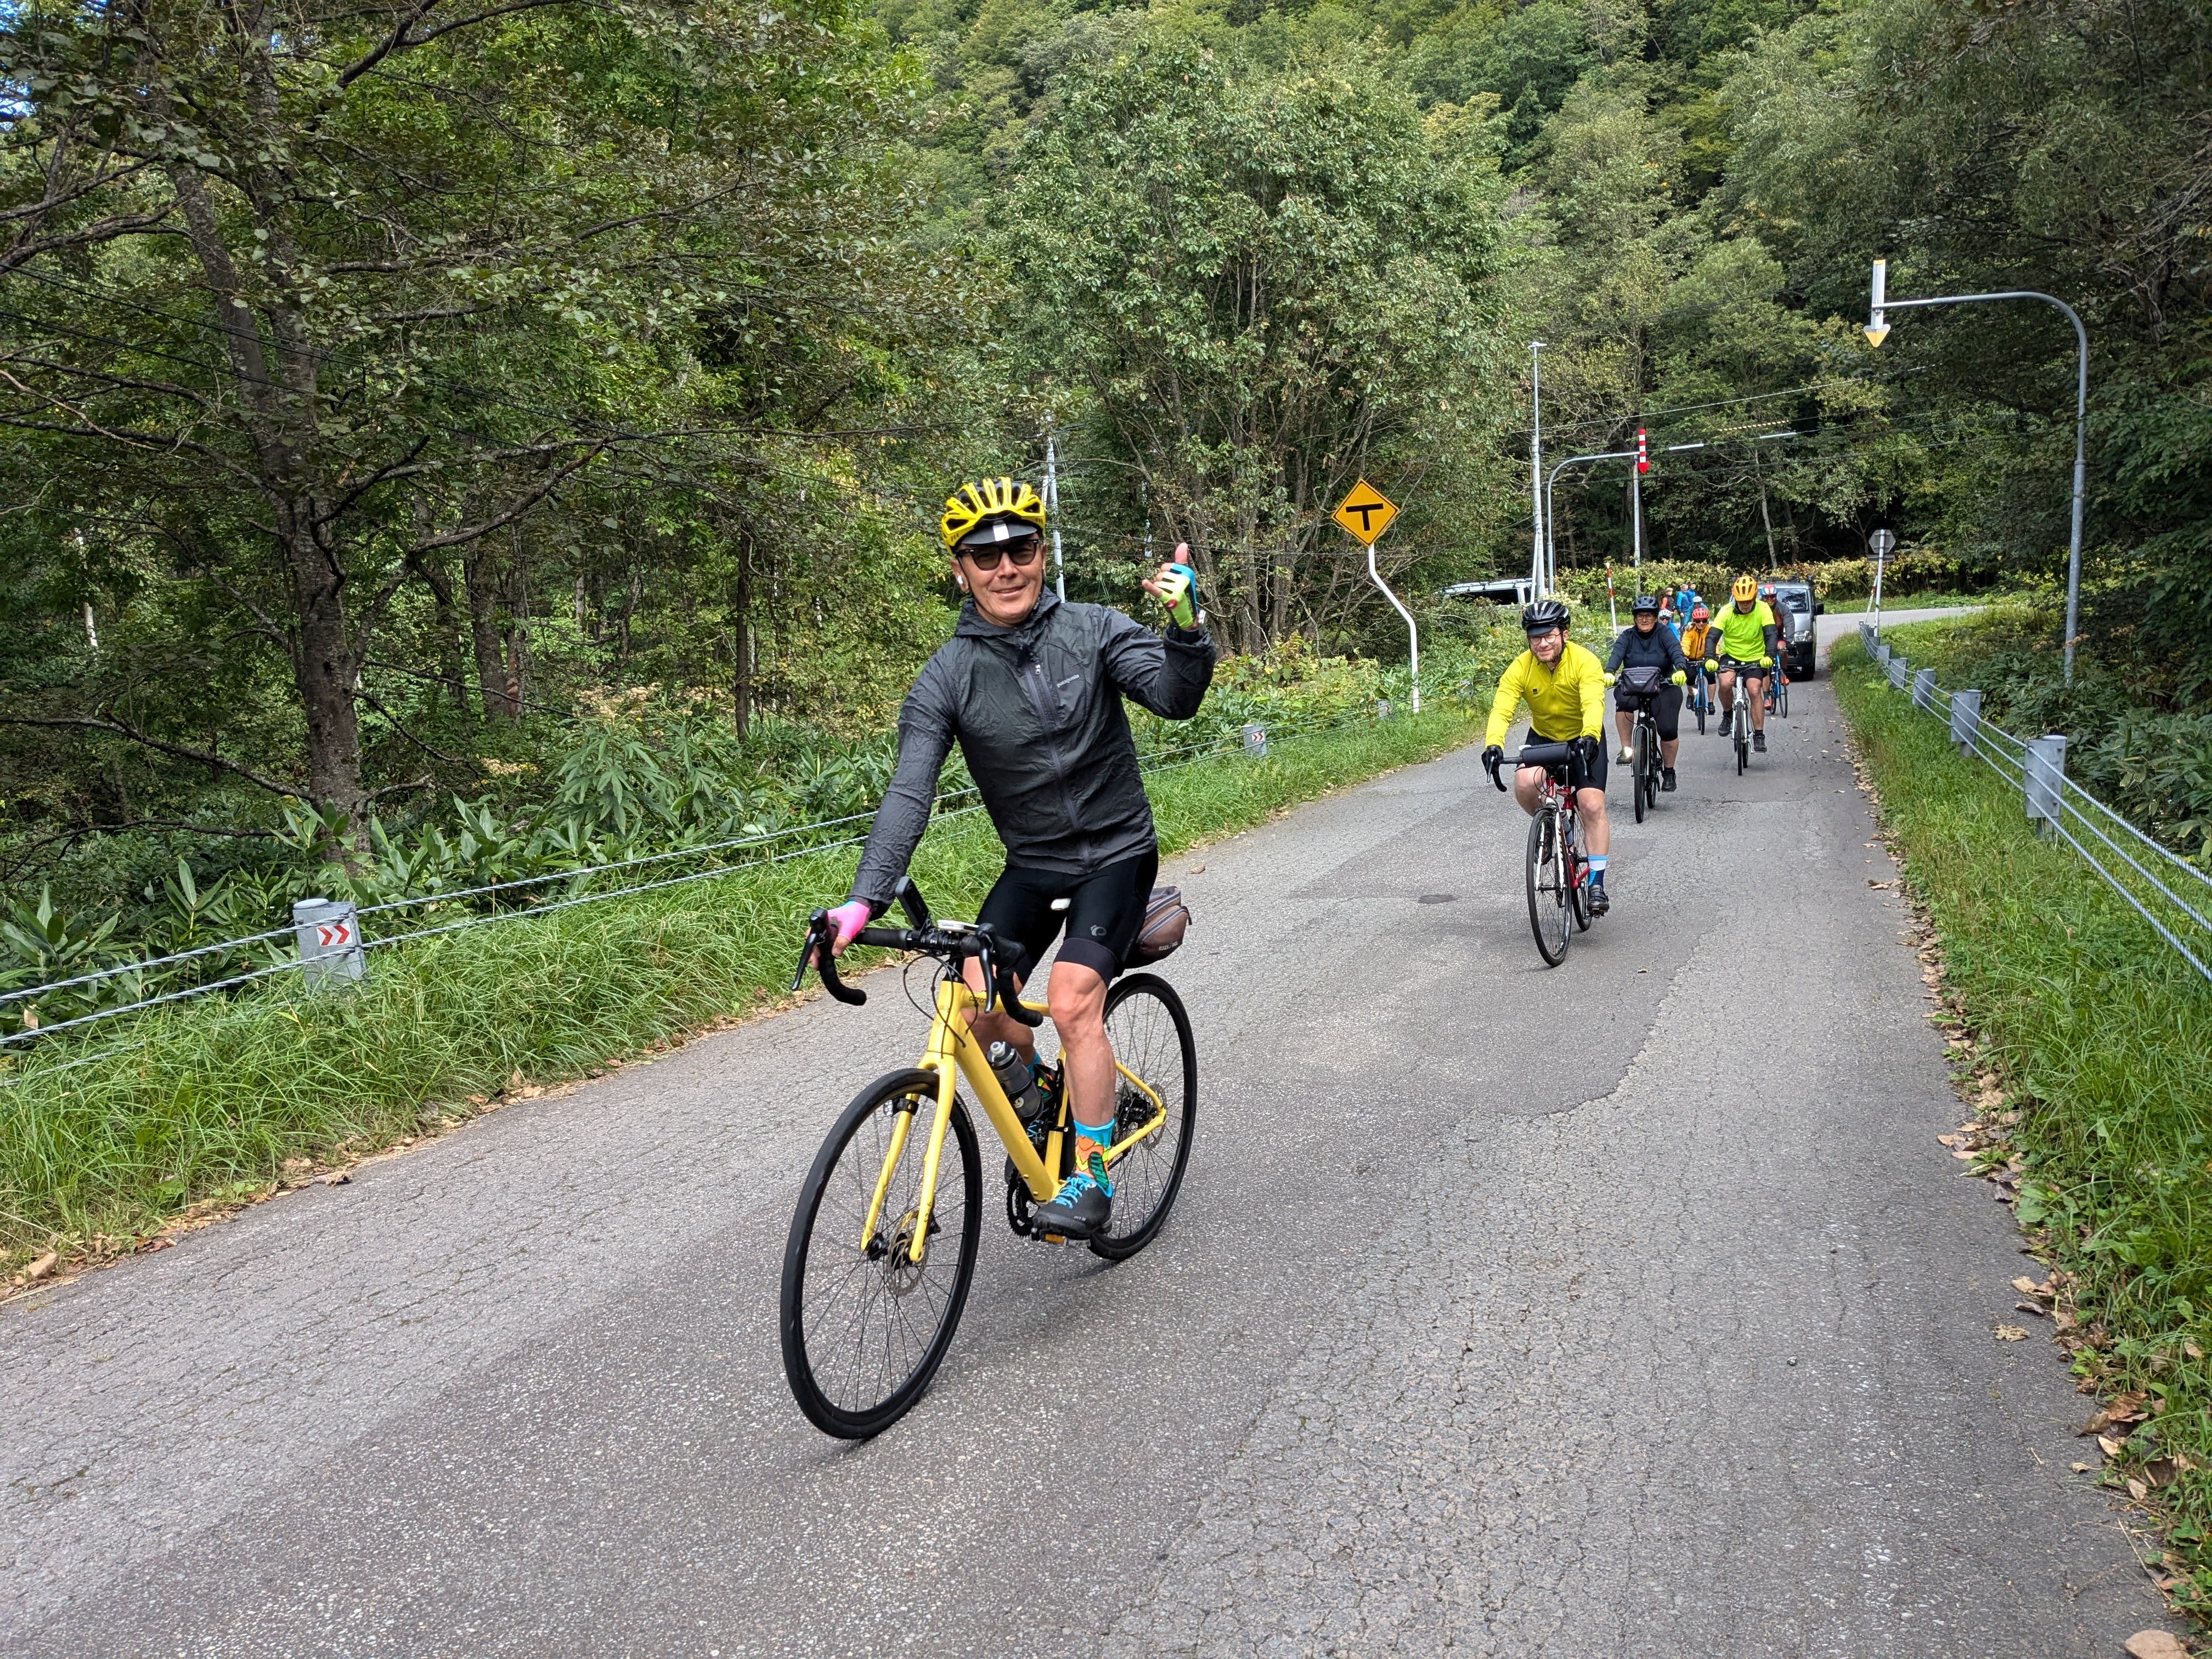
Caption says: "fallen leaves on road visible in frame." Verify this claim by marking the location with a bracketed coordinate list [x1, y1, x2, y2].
[2125, 1631, 2188, 1659]
[1995, 1324, 2029, 1341]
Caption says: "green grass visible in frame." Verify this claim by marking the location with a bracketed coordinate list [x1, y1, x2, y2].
[1834, 637, 2212, 1609]
[0, 706, 1481, 1263]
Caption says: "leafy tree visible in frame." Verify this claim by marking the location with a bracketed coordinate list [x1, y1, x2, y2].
[0, 0, 937, 844]
[1006, 44, 1515, 652]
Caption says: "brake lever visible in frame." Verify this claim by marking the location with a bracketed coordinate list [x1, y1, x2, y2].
[974, 924, 1042, 1028]
[796, 909, 867, 1006]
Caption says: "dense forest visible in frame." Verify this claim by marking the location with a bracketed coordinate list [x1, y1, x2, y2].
[3, 0, 2208, 965]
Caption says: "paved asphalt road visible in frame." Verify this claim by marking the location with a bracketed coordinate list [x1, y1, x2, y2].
[4, 644, 2178, 1657]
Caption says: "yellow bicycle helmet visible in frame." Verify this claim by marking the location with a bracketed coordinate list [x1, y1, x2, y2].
[940, 477, 1047, 552]
[1731, 574, 1759, 603]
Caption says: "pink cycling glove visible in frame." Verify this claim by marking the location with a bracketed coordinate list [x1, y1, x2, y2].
[823, 899, 873, 956]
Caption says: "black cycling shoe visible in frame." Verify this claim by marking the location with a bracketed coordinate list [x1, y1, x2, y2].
[1718, 710, 1733, 737]
[1031, 1165, 1111, 1241]
[1753, 731, 1767, 754]
[1588, 881, 1611, 917]
[1661, 767, 1677, 792]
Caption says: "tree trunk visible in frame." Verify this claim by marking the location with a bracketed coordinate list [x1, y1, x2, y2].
[463, 544, 517, 720]
[732, 525, 754, 739]
[281, 513, 370, 831]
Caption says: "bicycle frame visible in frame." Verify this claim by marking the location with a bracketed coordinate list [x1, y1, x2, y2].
[863, 973, 1169, 1263]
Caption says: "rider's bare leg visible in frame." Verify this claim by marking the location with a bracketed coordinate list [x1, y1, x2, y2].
[1615, 709, 1635, 754]
[1577, 787, 1610, 858]
[1718, 669, 1738, 714]
[1513, 765, 1547, 815]
[1749, 674, 1768, 733]
[962, 956, 1111, 1130]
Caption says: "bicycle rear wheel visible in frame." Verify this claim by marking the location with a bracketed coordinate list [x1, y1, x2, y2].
[781, 1068, 982, 1439]
[1526, 808, 1571, 966]
[1090, 973, 1198, 1261]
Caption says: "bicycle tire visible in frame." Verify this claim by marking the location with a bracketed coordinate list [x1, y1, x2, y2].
[1088, 973, 1198, 1261]
[1632, 721, 1649, 823]
[1736, 720, 1748, 774]
[1778, 678, 1790, 719]
[781, 1068, 982, 1439]
[1526, 808, 1571, 966]
[1695, 681, 1707, 736]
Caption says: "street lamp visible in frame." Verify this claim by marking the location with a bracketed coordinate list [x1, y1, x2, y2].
[1530, 342, 1547, 594]
[1865, 258, 2089, 681]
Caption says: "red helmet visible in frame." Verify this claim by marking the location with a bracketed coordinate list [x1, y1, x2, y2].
[1691, 603, 1710, 620]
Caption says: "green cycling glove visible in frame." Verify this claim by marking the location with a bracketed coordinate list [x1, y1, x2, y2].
[1158, 562, 1198, 628]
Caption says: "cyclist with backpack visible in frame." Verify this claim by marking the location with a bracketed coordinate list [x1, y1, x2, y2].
[815, 478, 1216, 1241]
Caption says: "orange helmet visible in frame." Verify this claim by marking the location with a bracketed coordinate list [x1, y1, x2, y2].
[1731, 574, 1758, 603]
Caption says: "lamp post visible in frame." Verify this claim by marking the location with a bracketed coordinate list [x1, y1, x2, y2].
[1546, 447, 1637, 595]
[1865, 258, 2089, 681]
[1530, 342, 1547, 595]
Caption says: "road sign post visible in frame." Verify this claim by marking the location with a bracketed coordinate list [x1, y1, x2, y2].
[1334, 479, 1418, 713]
[294, 897, 364, 989]
[1867, 527, 1896, 635]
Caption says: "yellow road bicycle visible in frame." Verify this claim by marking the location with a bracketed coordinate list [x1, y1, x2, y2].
[780, 878, 1198, 1438]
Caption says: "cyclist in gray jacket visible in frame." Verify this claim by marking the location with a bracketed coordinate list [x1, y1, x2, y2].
[818, 476, 1216, 1240]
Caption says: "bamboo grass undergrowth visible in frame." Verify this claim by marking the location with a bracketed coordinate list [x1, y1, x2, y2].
[1835, 639, 2212, 1609]
[0, 707, 1481, 1263]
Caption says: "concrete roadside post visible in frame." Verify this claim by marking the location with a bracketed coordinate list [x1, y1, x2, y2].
[294, 897, 364, 989]
[1242, 724, 1267, 758]
[1950, 689, 1983, 756]
[2025, 735, 2068, 837]
[1888, 654, 1910, 691]
[1912, 668, 1936, 711]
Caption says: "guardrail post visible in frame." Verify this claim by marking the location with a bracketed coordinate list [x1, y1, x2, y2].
[1875, 641, 1892, 668]
[1949, 689, 1982, 755]
[1911, 667, 1936, 710]
[2024, 735, 2067, 836]
[1242, 723, 1267, 758]
[1859, 620, 1875, 655]
[294, 897, 364, 988]
[1888, 654, 1909, 690]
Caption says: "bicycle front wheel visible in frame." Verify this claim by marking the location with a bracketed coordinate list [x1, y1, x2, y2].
[1526, 808, 1571, 966]
[781, 1068, 982, 1439]
[1778, 678, 1791, 719]
[1632, 722, 1650, 823]
[1090, 972, 1198, 1261]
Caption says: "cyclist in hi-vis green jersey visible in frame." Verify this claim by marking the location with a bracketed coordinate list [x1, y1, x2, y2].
[1703, 574, 1779, 753]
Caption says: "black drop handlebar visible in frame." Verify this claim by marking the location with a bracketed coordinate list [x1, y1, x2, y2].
[789, 876, 1042, 1027]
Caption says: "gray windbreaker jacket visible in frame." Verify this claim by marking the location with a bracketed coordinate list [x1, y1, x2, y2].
[846, 590, 1217, 911]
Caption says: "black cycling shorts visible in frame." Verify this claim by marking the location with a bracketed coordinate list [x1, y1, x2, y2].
[1615, 683, 1683, 743]
[1716, 656, 1767, 682]
[977, 848, 1159, 985]
[1519, 737, 1606, 794]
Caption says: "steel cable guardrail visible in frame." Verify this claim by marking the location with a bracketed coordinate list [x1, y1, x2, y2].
[1853, 625, 2212, 988]
[0, 697, 1424, 1063]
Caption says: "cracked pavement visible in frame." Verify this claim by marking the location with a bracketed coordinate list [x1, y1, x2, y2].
[2, 626, 2178, 1657]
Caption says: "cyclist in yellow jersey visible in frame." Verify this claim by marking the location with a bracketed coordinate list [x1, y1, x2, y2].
[1482, 599, 1613, 913]
[1702, 575, 1779, 753]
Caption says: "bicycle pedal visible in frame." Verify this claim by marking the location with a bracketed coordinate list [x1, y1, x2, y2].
[1040, 1232, 1069, 1246]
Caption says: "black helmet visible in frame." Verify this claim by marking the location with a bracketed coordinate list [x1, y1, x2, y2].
[1522, 599, 1571, 634]
[1632, 593, 1660, 614]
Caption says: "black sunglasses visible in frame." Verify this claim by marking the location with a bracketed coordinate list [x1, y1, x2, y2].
[960, 537, 1042, 573]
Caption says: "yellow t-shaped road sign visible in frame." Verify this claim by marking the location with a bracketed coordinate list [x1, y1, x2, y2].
[1333, 479, 1399, 545]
